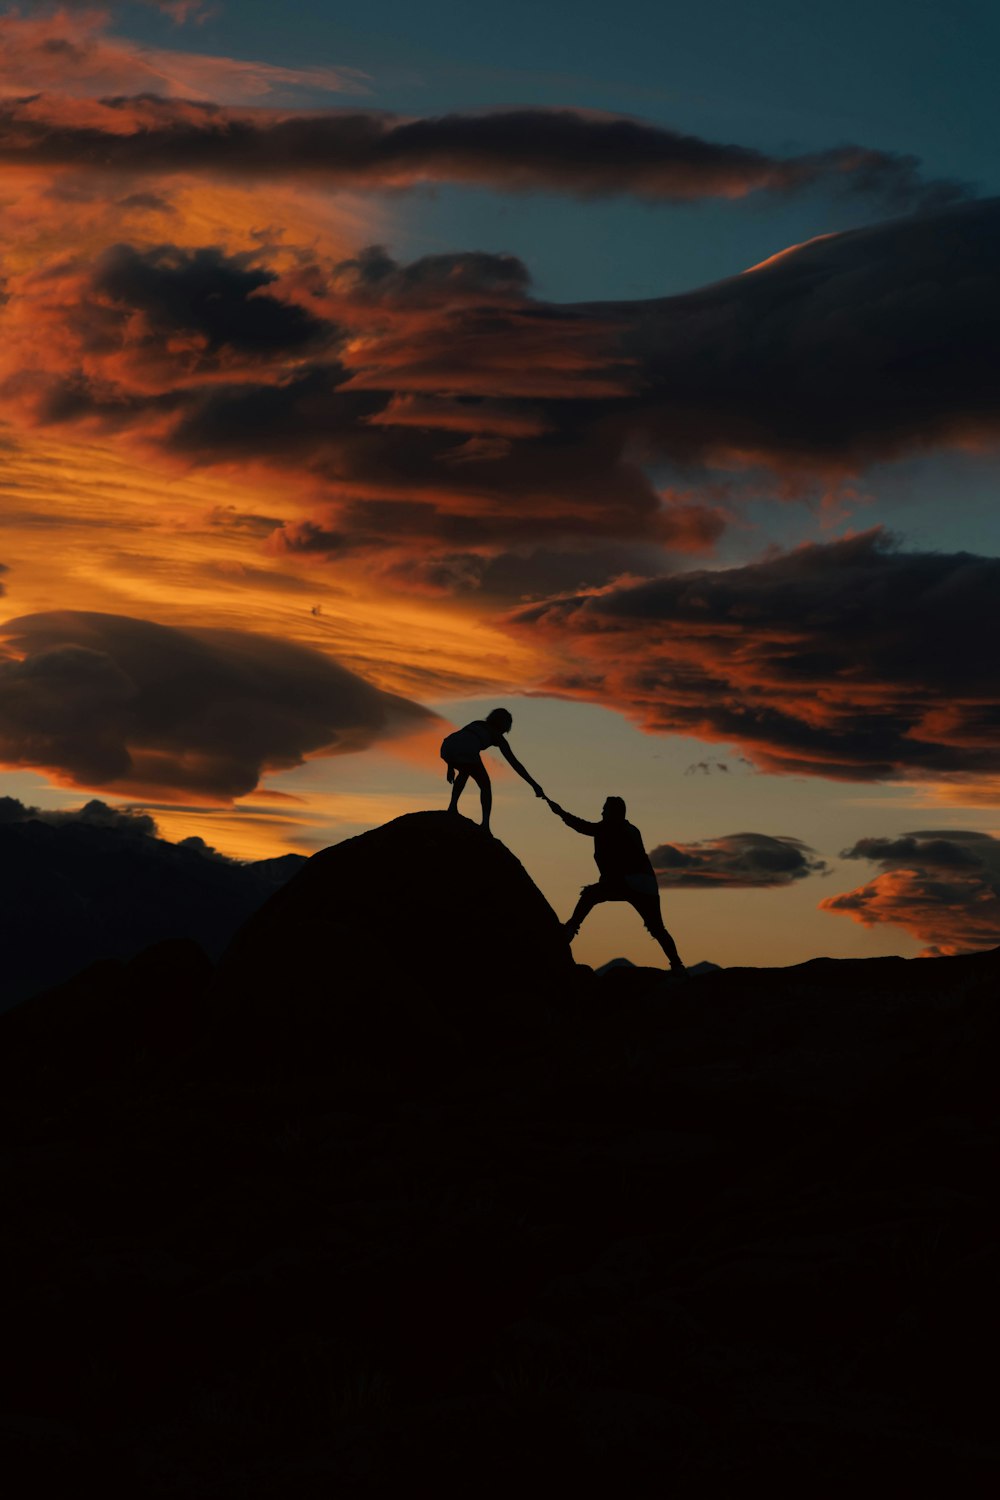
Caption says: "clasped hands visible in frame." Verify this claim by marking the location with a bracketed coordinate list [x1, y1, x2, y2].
[528, 783, 564, 816]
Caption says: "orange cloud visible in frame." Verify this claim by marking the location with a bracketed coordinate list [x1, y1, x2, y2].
[509, 531, 1000, 785]
[0, 231, 703, 600]
[1, 55, 996, 634]
[6, 200, 999, 606]
[820, 831, 1000, 955]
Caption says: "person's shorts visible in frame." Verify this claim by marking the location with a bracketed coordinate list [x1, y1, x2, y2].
[440, 729, 484, 766]
[447, 755, 484, 772]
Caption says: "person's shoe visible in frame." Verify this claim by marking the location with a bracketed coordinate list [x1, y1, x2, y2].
[670, 963, 689, 979]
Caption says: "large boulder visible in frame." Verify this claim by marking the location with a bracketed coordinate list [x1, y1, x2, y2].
[212, 811, 575, 1061]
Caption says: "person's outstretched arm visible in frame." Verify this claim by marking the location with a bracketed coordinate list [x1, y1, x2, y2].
[497, 737, 545, 797]
[546, 799, 600, 835]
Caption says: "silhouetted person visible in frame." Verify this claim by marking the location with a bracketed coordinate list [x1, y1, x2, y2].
[547, 795, 686, 973]
[441, 707, 544, 832]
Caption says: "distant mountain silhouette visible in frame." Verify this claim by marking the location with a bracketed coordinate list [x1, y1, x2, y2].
[595, 954, 637, 974]
[596, 955, 722, 977]
[0, 800, 305, 1007]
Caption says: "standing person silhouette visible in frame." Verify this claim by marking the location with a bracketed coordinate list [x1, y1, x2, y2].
[441, 707, 545, 833]
[547, 795, 686, 973]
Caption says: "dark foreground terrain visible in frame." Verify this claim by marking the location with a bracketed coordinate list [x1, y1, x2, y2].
[1, 812, 998, 1495]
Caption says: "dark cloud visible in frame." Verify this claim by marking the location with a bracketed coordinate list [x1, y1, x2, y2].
[0, 791, 245, 860]
[166, 363, 384, 453]
[0, 562, 7, 595]
[0, 794, 157, 836]
[0, 611, 436, 799]
[820, 830, 1000, 955]
[33, 378, 182, 429]
[332, 244, 531, 304]
[605, 197, 1000, 471]
[373, 542, 685, 601]
[0, 95, 967, 212]
[651, 832, 827, 887]
[82, 242, 332, 364]
[510, 530, 1000, 783]
[841, 832, 988, 872]
[117, 191, 175, 211]
[163, 197, 1000, 478]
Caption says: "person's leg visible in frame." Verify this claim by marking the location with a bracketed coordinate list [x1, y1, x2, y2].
[468, 760, 493, 829]
[631, 892, 685, 971]
[447, 768, 469, 813]
[564, 883, 605, 940]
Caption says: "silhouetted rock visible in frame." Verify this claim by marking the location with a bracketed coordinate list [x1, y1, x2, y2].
[213, 810, 575, 1062]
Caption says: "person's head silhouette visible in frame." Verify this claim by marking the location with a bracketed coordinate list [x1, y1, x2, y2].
[602, 796, 626, 821]
[486, 707, 513, 734]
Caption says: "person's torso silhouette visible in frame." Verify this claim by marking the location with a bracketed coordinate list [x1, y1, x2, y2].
[547, 795, 685, 971]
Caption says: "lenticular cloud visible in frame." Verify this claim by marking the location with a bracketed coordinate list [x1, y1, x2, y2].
[0, 612, 435, 800]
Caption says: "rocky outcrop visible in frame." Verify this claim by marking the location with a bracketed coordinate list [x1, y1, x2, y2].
[213, 810, 575, 1059]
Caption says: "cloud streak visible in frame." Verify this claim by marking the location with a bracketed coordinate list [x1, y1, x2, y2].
[0, 91, 967, 209]
[820, 830, 1000, 955]
[652, 832, 827, 888]
[0, 9, 367, 104]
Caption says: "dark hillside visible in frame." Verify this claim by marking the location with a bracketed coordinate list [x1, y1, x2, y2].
[0, 813, 997, 1495]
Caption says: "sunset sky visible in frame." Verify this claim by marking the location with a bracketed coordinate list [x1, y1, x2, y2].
[2, 0, 999, 967]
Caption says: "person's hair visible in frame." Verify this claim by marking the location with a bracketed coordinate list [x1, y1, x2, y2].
[604, 795, 626, 819]
[486, 707, 513, 732]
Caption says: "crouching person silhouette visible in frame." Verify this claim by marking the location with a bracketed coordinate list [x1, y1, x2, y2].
[547, 795, 686, 973]
[440, 707, 544, 833]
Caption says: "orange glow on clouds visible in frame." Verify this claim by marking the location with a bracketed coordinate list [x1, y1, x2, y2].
[0, 0, 997, 899]
[0, 434, 540, 699]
